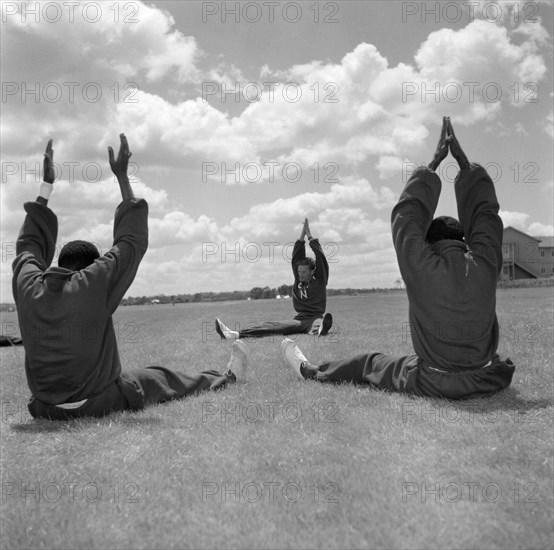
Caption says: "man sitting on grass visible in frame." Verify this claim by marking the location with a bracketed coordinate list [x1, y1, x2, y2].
[281, 117, 516, 400]
[0, 335, 23, 346]
[215, 218, 333, 339]
[12, 135, 248, 420]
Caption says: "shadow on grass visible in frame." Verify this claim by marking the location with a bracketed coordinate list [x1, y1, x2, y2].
[452, 387, 551, 413]
[10, 421, 70, 433]
[9, 390, 549, 433]
[118, 416, 165, 426]
[401, 387, 552, 418]
[10, 415, 165, 433]
[329, 381, 552, 411]
[464, 391, 552, 423]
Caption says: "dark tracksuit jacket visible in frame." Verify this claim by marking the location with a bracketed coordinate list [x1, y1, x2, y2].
[291, 238, 329, 320]
[314, 164, 515, 399]
[392, 164, 502, 370]
[236, 238, 331, 337]
[12, 199, 148, 406]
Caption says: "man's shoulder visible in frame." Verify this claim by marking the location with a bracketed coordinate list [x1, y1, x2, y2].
[13, 250, 44, 273]
[312, 274, 327, 286]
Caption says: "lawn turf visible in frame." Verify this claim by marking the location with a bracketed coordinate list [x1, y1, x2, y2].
[0, 288, 553, 549]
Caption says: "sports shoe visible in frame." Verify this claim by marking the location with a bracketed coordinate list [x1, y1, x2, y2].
[281, 338, 311, 379]
[225, 340, 248, 381]
[318, 313, 333, 336]
[215, 318, 239, 340]
[309, 318, 322, 335]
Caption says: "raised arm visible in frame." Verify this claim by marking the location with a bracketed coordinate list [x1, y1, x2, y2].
[78, 134, 148, 312]
[12, 139, 59, 299]
[391, 122, 445, 279]
[301, 219, 326, 282]
[450, 122, 502, 271]
[292, 220, 307, 278]
[299, 217, 308, 241]
[308, 236, 329, 286]
[108, 133, 135, 201]
[428, 117, 451, 172]
[304, 218, 312, 240]
[36, 139, 55, 206]
[446, 118, 469, 170]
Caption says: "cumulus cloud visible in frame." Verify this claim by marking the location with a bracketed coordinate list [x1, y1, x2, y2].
[221, 176, 395, 241]
[1, 1, 551, 298]
[499, 213, 553, 240]
[528, 222, 554, 236]
[5, 4, 548, 176]
[149, 212, 220, 248]
[1, 1, 202, 161]
[3, 1, 200, 84]
[7, 15, 541, 179]
[545, 111, 554, 137]
[499, 209, 530, 229]
[213, 22, 544, 169]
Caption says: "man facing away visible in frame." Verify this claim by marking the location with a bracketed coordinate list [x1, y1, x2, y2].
[12, 135, 248, 420]
[281, 118, 515, 400]
[215, 218, 333, 339]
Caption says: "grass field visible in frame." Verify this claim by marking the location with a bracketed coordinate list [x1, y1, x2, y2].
[0, 288, 553, 550]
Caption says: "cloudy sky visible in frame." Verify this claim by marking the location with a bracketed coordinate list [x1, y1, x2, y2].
[1, 0, 553, 299]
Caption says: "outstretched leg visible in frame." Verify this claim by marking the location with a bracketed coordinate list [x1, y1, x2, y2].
[281, 340, 516, 400]
[28, 342, 249, 419]
[119, 340, 249, 408]
[120, 367, 231, 407]
[216, 318, 314, 339]
[315, 352, 421, 393]
[281, 338, 421, 394]
[0, 335, 23, 346]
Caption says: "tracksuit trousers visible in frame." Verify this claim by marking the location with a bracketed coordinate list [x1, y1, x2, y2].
[28, 367, 232, 420]
[312, 353, 516, 400]
[238, 317, 319, 338]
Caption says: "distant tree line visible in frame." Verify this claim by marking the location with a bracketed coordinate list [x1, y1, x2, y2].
[3, 278, 551, 311]
[119, 285, 405, 306]
[1, 286, 403, 311]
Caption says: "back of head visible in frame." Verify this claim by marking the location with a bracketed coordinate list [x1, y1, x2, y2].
[58, 240, 100, 271]
[426, 216, 465, 245]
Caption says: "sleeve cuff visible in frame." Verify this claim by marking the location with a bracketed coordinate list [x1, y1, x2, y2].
[38, 182, 53, 199]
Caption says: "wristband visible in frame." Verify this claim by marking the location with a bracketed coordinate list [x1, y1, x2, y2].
[39, 181, 53, 200]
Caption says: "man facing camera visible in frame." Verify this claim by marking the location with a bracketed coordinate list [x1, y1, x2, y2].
[215, 218, 333, 339]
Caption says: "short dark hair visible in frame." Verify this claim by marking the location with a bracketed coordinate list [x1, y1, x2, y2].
[58, 240, 100, 271]
[426, 216, 465, 244]
[297, 257, 316, 271]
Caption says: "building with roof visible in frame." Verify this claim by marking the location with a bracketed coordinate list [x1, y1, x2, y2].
[501, 227, 554, 281]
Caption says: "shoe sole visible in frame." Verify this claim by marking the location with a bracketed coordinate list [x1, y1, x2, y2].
[215, 319, 226, 339]
[229, 341, 248, 380]
[319, 313, 333, 336]
[281, 339, 305, 380]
